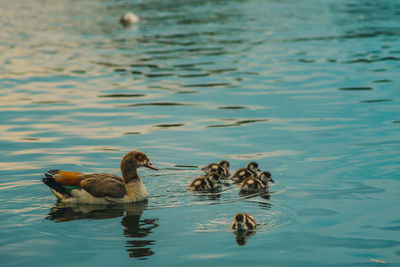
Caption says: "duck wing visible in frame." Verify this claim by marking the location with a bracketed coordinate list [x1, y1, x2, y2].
[44, 170, 126, 199]
[80, 173, 126, 198]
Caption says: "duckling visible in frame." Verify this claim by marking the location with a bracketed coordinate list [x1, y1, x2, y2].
[230, 161, 260, 183]
[202, 160, 230, 178]
[42, 150, 158, 204]
[239, 171, 275, 192]
[231, 213, 257, 230]
[187, 172, 221, 192]
[119, 12, 140, 27]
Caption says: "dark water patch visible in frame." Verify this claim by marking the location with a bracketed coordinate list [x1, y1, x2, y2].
[124, 132, 141, 135]
[93, 147, 120, 151]
[183, 83, 231, 88]
[33, 100, 69, 104]
[114, 68, 127, 73]
[173, 62, 214, 69]
[207, 119, 267, 128]
[217, 106, 247, 110]
[393, 121, 400, 124]
[345, 56, 400, 64]
[151, 31, 218, 40]
[361, 225, 400, 232]
[373, 79, 392, 83]
[360, 99, 392, 103]
[174, 165, 199, 168]
[339, 87, 373, 91]
[131, 70, 143, 75]
[154, 123, 185, 128]
[117, 102, 197, 108]
[278, 30, 399, 44]
[20, 137, 39, 141]
[99, 94, 146, 98]
[208, 68, 237, 74]
[178, 73, 209, 78]
[130, 63, 160, 69]
[298, 59, 316, 63]
[372, 68, 387, 72]
[71, 70, 86, 74]
[145, 73, 174, 78]
[175, 90, 197, 94]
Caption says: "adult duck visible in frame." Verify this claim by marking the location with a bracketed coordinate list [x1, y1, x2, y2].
[42, 150, 157, 204]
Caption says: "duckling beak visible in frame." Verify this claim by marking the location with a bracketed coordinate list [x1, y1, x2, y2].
[145, 160, 158, 170]
[270, 178, 275, 183]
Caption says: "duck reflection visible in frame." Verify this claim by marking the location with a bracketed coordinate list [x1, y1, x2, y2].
[239, 188, 271, 200]
[233, 229, 257, 246]
[46, 202, 158, 260]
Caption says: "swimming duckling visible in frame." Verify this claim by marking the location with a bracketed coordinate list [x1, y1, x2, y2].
[187, 172, 221, 192]
[230, 161, 260, 183]
[231, 213, 257, 230]
[119, 12, 140, 27]
[202, 160, 230, 178]
[239, 171, 275, 192]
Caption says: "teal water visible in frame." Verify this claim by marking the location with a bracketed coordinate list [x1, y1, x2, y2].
[1, 0, 400, 265]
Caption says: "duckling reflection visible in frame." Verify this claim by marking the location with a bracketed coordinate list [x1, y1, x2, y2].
[239, 188, 271, 200]
[46, 202, 158, 260]
[233, 229, 257, 246]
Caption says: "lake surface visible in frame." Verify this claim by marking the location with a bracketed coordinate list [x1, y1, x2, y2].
[1, 0, 399, 265]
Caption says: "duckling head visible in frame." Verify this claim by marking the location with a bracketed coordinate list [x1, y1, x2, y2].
[259, 171, 274, 184]
[219, 160, 230, 170]
[233, 213, 245, 230]
[246, 161, 260, 172]
[207, 172, 221, 184]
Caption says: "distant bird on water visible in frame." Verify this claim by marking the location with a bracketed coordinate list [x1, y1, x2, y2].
[120, 12, 140, 27]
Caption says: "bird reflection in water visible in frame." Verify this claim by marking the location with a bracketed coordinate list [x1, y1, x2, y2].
[46, 202, 158, 260]
[239, 188, 271, 201]
[233, 229, 257, 246]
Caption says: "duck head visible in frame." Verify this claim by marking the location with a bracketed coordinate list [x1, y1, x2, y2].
[120, 150, 158, 179]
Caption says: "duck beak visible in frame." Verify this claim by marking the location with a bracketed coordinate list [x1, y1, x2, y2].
[145, 160, 158, 170]
[270, 178, 275, 183]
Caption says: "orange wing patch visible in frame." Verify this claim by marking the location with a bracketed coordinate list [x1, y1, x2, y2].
[54, 170, 84, 186]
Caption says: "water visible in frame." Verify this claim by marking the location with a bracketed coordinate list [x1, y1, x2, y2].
[1, 0, 399, 265]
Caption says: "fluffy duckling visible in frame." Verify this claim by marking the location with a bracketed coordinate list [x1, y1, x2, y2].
[239, 171, 275, 192]
[231, 213, 257, 230]
[230, 161, 260, 183]
[187, 172, 221, 192]
[119, 12, 140, 27]
[42, 150, 157, 204]
[202, 160, 230, 178]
